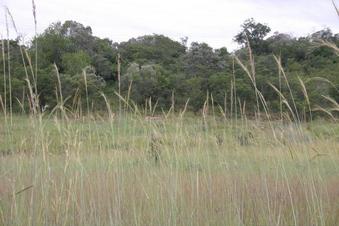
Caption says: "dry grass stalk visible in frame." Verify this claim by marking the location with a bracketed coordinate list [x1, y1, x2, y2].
[101, 92, 115, 122]
[1, 36, 6, 121]
[333, 0, 339, 16]
[5, 12, 12, 125]
[82, 68, 90, 116]
[32, 0, 38, 99]
[180, 98, 190, 118]
[235, 55, 261, 119]
[273, 55, 301, 123]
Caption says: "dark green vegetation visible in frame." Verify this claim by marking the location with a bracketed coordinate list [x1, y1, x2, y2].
[1, 19, 338, 114]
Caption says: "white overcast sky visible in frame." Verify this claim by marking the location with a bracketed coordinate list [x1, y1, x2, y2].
[1, 0, 339, 50]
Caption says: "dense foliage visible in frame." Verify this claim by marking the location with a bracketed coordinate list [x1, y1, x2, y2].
[1, 19, 338, 115]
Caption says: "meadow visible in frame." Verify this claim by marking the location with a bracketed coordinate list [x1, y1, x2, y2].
[0, 112, 339, 226]
[1, 2, 339, 225]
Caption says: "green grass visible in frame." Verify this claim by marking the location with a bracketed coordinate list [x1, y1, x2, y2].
[0, 114, 339, 226]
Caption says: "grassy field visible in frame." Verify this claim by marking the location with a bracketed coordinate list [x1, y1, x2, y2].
[0, 114, 339, 226]
[0, 1, 338, 225]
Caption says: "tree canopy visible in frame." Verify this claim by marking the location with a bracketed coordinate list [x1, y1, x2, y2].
[1, 19, 338, 115]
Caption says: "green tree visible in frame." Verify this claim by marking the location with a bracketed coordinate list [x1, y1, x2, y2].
[234, 18, 271, 54]
[119, 35, 186, 72]
[61, 51, 91, 75]
[121, 63, 171, 108]
[182, 42, 224, 78]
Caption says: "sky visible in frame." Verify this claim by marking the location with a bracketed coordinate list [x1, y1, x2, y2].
[1, 0, 339, 50]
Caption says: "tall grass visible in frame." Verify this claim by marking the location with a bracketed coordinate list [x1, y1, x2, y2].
[1, 115, 339, 226]
[1, 37, 6, 122]
[0, 2, 339, 226]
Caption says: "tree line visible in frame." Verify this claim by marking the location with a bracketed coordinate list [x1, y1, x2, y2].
[1, 18, 338, 116]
